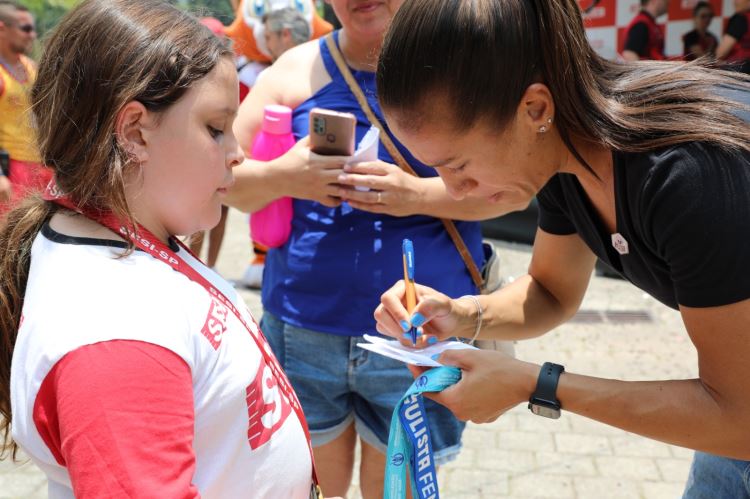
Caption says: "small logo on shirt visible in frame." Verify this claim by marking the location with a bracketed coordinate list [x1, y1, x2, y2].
[200, 297, 228, 349]
[611, 233, 629, 256]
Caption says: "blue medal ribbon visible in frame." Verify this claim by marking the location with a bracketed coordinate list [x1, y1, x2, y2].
[384, 366, 462, 499]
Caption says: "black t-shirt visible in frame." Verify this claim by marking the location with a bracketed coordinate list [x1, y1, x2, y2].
[537, 89, 750, 310]
[624, 22, 650, 57]
[726, 13, 748, 41]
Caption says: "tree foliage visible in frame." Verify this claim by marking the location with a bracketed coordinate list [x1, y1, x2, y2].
[177, 0, 236, 24]
[22, 0, 237, 38]
[22, 0, 78, 36]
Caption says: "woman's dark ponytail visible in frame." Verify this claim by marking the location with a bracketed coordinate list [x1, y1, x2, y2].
[378, 0, 750, 165]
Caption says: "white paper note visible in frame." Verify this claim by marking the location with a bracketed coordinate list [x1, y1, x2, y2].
[348, 126, 380, 192]
[357, 334, 477, 367]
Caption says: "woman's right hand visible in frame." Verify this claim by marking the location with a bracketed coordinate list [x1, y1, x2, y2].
[276, 136, 348, 208]
[374, 280, 477, 347]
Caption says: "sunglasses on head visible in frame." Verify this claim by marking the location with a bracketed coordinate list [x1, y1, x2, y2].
[16, 24, 35, 33]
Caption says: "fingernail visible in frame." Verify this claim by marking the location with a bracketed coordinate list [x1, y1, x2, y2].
[399, 320, 410, 332]
[430, 354, 441, 361]
[427, 336, 438, 344]
[411, 313, 426, 327]
[416, 327, 424, 337]
[402, 332, 411, 339]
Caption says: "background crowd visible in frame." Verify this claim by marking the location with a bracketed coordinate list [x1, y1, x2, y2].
[0, 1, 748, 499]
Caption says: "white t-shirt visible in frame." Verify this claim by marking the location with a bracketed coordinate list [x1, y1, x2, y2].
[11, 224, 313, 498]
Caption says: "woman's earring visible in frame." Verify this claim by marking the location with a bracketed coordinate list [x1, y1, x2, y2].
[538, 117, 553, 134]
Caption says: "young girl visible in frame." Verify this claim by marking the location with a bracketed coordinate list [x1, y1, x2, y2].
[0, 1, 324, 497]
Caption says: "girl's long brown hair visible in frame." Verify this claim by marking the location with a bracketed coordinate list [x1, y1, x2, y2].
[0, 0, 231, 459]
[377, 0, 750, 172]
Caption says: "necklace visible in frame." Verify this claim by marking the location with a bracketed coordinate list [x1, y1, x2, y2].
[0, 55, 27, 82]
[337, 31, 378, 72]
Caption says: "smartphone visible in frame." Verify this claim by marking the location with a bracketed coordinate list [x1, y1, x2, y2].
[309, 108, 356, 156]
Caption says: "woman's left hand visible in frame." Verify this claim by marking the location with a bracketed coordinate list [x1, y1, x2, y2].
[335, 161, 424, 216]
[411, 349, 538, 424]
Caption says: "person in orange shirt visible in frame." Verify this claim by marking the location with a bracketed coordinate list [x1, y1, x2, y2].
[0, 1, 50, 209]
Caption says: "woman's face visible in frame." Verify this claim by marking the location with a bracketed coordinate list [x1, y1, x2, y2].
[387, 104, 562, 214]
[328, 0, 404, 40]
[694, 6, 713, 31]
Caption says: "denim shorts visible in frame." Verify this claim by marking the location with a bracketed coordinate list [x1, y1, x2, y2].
[260, 312, 465, 465]
[683, 451, 750, 499]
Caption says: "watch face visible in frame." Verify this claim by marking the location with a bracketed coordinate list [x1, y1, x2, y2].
[529, 402, 561, 419]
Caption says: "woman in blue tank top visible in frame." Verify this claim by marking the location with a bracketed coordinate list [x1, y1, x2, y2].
[226, 1, 512, 497]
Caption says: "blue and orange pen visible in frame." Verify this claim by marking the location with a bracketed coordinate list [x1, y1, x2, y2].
[402, 239, 417, 347]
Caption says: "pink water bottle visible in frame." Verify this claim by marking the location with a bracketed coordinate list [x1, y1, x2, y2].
[249, 105, 296, 248]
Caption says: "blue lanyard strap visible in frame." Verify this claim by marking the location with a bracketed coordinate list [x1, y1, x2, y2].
[384, 366, 462, 499]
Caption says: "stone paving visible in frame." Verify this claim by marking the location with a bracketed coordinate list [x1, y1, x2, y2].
[0, 208, 698, 498]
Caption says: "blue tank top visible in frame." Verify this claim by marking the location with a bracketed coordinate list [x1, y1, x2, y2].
[261, 31, 484, 335]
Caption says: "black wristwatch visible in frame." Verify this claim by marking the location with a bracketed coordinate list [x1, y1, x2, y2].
[528, 362, 565, 419]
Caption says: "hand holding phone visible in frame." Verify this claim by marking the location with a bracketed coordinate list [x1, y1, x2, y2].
[309, 108, 356, 156]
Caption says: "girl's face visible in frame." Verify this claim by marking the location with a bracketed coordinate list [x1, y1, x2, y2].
[134, 58, 243, 239]
[328, 0, 404, 40]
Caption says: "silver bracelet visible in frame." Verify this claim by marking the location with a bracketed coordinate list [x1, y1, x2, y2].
[462, 295, 483, 344]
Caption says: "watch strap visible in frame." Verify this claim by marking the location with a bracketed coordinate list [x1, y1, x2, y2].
[532, 362, 565, 404]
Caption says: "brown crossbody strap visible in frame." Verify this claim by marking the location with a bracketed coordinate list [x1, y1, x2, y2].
[324, 34, 484, 290]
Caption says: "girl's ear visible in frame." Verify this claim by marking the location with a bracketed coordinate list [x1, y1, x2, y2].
[115, 101, 152, 164]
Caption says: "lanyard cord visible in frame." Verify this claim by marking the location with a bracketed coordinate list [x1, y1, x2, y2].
[384, 366, 462, 499]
